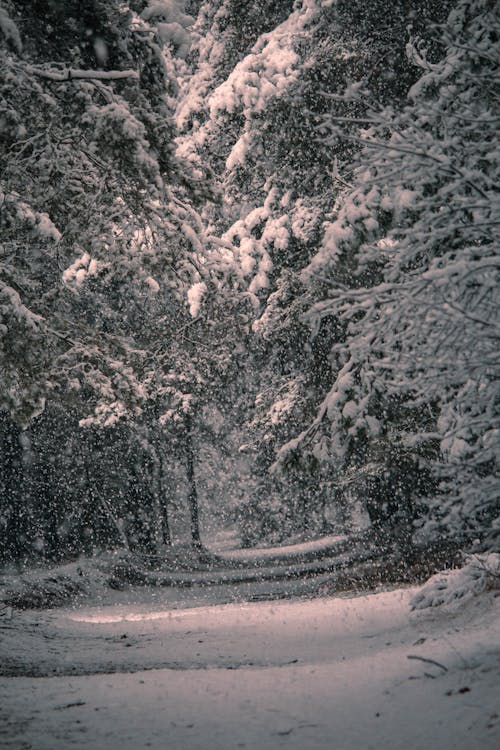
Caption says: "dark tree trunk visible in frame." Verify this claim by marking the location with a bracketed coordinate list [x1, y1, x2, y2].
[39, 467, 61, 562]
[82, 462, 98, 555]
[158, 451, 171, 546]
[185, 414, 201, 549]
[0, 413, 25, 564]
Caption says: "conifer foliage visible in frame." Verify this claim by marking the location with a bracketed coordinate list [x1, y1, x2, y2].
[0, 0, 498, 564]
[290, 0, 500, 549]
[1, 0, 199, 424]
[0, 0, 233, 560]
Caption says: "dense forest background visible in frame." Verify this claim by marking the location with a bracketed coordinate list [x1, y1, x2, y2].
[0, 0, 498, 567]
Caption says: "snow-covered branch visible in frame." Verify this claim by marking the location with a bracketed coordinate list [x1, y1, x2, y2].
[28, 67, 139, 82]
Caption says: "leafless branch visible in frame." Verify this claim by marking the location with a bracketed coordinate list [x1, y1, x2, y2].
[407, 655, 448, 671]
[28, 67, 139, 82]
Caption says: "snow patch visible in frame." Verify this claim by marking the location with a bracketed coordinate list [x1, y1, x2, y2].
[187, 281, 207, 317]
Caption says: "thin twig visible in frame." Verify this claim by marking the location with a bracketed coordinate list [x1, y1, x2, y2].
[407, 654, 448, 671]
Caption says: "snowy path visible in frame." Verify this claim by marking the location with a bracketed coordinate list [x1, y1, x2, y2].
[1, 587, 499, 749]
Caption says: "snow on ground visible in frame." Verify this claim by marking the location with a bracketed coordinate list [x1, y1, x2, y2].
[211, 531, 347, 561]
[0, 532, 351, 609]
[1, 584, 499, 749]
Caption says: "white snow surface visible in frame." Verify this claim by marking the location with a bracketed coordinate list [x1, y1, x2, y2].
[212, 532, 346, 561]
[1, 584, 499, 749]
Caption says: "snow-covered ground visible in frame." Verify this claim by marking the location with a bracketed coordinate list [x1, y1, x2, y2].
[211, 530, 347, 561]
[1, 583, 499, 749]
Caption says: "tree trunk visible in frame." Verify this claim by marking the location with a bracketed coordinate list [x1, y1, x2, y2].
[150, 452, 165, 555]
[0, 413, 25, 564]
[185, 414, 201, 549]
[151, 424, 171, 548]
[158, 451, 171, 546]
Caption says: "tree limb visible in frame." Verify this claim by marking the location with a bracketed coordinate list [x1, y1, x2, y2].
[28, 67, 139, 82]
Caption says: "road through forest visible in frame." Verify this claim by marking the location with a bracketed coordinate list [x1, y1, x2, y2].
[0, 580, 499, 750]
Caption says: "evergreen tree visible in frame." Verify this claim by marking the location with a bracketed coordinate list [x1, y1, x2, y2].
[177, 0, 454, 543]
[290, 0, 499, 551]
[0, 0, 228, 559]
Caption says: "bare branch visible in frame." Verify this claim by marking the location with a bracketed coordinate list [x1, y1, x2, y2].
[407, 655, 448, 671]
[28, 66, 139, 82]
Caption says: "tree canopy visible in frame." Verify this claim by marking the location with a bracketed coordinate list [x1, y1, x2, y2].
[1, 0, 498, 564]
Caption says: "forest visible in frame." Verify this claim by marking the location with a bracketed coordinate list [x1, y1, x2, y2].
[0, 0, 498, 574]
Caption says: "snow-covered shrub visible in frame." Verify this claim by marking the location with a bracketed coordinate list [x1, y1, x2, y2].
[410, 554, 500, 610]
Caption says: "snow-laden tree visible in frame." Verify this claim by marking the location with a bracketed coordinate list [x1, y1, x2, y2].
[283, 0, 499, 550]
[176, 0, 454, 542]
[0, 0, 204, 423]
[0, 0, 243, 560]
